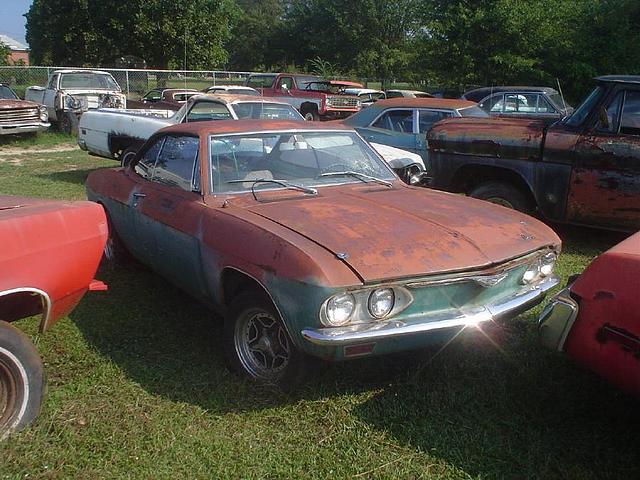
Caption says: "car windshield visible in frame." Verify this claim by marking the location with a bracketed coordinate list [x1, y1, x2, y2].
[59, 73, 120, 90]
[209, 130, 395, 194]
[232, 102, 304, 120]
[296, 76, 322, 89]
[564, 86, 603, 126]
[0, 86, 18, 100]
[459, 106, 490, 117]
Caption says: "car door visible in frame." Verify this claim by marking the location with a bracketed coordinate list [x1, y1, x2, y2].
[569, 88, 640, 230]
[358, 108, 418, 153]
[134, 135, 209, 298]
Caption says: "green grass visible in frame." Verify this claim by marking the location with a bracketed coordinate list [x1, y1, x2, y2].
[0, 131, 74, 149]
[0, 146, 637, 479]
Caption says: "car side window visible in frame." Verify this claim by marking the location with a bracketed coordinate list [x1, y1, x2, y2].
[134, 138, 164, 179]
[186, 101, 233, 122]
[537, 95, 557, 113]
[277, 77, 293, 90]
[482, 94, 504, 113]
[597, 91, 623, 133]
[47, 74, 58, 90]
[143, 90, 162, 102]
[418, 110, 451, 133]
[620, 91, 640, 136]
[152, 136, 200, 191]
[385, 91, 402, 98]
[372, 110, 414, 133]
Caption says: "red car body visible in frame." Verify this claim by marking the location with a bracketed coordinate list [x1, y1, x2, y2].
[539, 232, 640, 397]
[0, 196, 108, 329]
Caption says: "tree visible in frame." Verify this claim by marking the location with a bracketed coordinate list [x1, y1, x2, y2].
[0, 42, 10, 66]
[25, 0, 238, 68]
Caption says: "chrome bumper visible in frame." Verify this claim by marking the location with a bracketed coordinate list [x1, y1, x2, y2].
[302, 275, 559, 346]
[538, 288, 579, 351]
[0, 122, 50, 135]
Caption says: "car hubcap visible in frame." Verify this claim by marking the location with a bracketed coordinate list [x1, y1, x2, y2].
[486, 197, 515, 209]
[235, 310, 290, 381]
[0, 356, 18, 434]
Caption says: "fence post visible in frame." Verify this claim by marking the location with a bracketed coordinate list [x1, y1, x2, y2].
[212, 71, 216, 86]
[125, 69, 130, 96]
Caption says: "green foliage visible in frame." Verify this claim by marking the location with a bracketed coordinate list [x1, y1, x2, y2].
[25, 0, 239, 69]
[308, 56, 341, 78]
[0, 42, 10, 66]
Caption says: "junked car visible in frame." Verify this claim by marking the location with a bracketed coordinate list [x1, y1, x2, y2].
[385, 89, 433, 99]
[126, 88, 199, 111]
[0, 196, 107, 439]
[25, 69, 126, 134]
[343, 88, 386, 106]
[539, 232, 640, 398]
[204, 85, 260, 96]
[86, 120, 561, 385]
[0, 84, 49, 136]
[342, 98, 488, 162]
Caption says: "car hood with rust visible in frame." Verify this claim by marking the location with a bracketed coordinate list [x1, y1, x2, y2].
[0, 99, 40, 110]
[223, 184, 560, 283]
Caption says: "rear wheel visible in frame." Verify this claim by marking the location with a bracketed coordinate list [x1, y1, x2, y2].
[302, 109, 320, 121]
[223, 290, 309, 387]
[468, 181, 532, 213]
[120, 145, 139, 167]
[0, 321, 44, 440]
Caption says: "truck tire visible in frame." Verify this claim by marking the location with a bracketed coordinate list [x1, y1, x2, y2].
[301, 105, 320, 121]
[468, 181, 532, 213]
[0, 321, 45, 440]
[58, 112, 78, 136]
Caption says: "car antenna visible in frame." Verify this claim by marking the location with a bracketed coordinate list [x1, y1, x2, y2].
[556, 78, 567, 113]
[183, 25, 188, 90]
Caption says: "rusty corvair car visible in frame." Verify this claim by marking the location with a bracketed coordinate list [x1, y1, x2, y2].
[86, 120, 561, 385]
[539, 231, 640, 398]
[0, 196, 107, 439]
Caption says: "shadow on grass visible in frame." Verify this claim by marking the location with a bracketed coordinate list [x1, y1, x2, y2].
[69, 226, 639, 479]
[36, 168, 97, 186]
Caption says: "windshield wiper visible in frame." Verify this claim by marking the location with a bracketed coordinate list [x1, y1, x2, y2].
[319, 171, 393, 188]
[227, 178, 317, 200]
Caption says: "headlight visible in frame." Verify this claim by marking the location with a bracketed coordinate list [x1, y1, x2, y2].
[38, 105, 48, 121]
[368, 288, 395, 318]
[324, 293, 355, 326]
[325, 97, 333, 107]
[521, 251, 557, 284]
[65, 96, 81, 109]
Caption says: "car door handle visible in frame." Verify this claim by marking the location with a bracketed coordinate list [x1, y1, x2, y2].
[133, 192, 146, 198]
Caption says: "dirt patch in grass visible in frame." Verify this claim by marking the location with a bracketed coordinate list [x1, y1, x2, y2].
[0, 144, 79, 158]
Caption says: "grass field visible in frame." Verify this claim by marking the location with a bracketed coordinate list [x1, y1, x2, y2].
[0, 133, 637, 479]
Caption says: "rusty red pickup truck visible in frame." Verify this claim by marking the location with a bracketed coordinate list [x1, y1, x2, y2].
[427, 76, 640, 232]
[245, 73, 362, 121]
[0, 196, 107, 439]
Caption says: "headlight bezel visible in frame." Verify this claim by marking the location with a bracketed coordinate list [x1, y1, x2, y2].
[521, 250, 558, 285]
[38, 105, 48, 122]
[320, 286, 412, 327]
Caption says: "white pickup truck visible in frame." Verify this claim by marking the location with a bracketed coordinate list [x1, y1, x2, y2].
[25, 69, 126, 134]
[78, 94, 305, 162]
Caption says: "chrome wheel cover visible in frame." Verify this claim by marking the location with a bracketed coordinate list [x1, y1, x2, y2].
[234, 310, 290, 381]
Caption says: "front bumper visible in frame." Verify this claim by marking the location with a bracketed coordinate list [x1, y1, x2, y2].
[537, 287, 579, 351]
[302, 275, 559, 352]
[0, 122, 50, 135]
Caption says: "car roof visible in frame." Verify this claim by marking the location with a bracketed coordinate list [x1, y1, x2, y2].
[386, 89, 428, 94]
[189, 93, 289, 105]
[160, 88, 198, 93]
[462, 86, 559, 101]
[207, 85, 257, 89]
[369, 98, 477, 110]
[344, 88, 383, 94]
[595, 75, 640, 85]
[158, 119, 351, 136]
[53, 69, 112, 75]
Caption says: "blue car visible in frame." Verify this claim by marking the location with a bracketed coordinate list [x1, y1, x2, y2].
[343, 98, 488, 163]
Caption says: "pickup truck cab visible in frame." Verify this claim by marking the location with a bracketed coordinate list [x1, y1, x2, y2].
[25, 69, 126, 134]
[244, 73, 362, 121]
[427, 76, 640, 232]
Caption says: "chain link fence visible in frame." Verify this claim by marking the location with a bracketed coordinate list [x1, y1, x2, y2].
[0, 66, 447, 99]
[0, 66, 261, 99]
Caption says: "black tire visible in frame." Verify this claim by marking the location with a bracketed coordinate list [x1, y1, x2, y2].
[120, 145, 139, 168]
[58, 112, 78, 136]
[0, 321, 45, 440]
[223, 290, 309, 387]
[468, 181, 532, 213]
[102, 212, 129, 264]
[302, 109, 320, 121]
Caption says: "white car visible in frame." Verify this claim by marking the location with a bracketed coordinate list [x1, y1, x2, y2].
[343, 88, 386, 105]
[204, 85, 260, 96]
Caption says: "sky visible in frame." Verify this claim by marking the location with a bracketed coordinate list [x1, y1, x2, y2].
[0, 0, 32, 46]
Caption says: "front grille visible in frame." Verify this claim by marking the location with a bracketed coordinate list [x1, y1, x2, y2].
[0, 107, 40, 125]
[327, 96, 360, 109]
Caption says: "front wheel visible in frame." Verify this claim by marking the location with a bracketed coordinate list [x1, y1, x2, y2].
[223, 291, 309, 387]
[303, 110, 320, 121]
[58, 112, 78, 135]
[468, 181, 532, 213]
[0, 321, 45, 440]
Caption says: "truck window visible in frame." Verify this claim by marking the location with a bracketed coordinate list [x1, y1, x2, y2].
[565, 86, 603, 127]
[47, 74, 58, 90]
[152, 136, 200, 191]
[277, 77, 294, 90]
[246, 75, 276, 89]
[620, 91, 640, 136]
[372, 110, 414, 133]
[186, 102, 232, 122]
